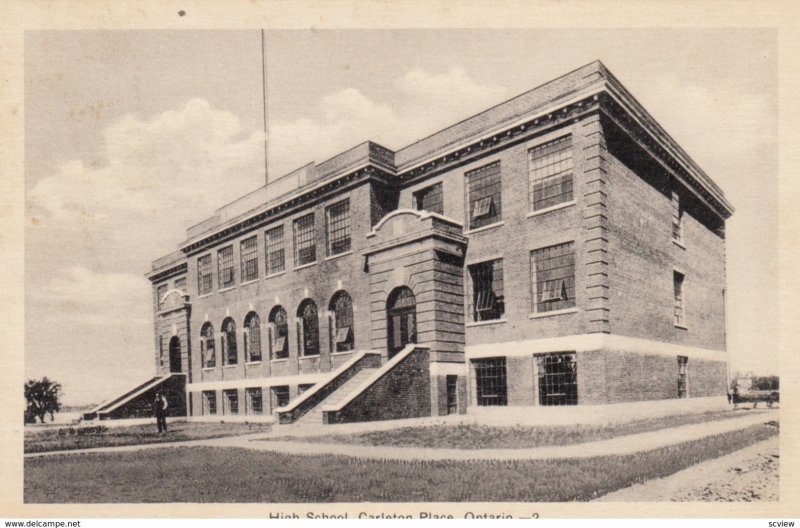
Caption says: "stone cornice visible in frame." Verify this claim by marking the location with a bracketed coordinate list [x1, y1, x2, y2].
[146, 262, 187, 283]
[180, 166, 394, 256]
[154, 62, 733, 265]
[599, 75, 733, 219]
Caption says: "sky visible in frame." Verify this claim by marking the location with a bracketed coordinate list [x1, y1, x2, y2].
[24, 29, 778, 406]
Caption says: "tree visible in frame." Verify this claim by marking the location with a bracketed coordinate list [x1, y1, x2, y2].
[752, 375, 779, 391]
[24, 377, 62, 424]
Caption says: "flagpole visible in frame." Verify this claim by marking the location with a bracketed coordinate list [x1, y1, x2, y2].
[261, 29, 269, 185]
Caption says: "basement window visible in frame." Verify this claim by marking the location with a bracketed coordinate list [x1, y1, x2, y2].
[535, 352, 578, 406]
[223, 389, 238, 415]
[272, 385, 290, 409]
[677, 356, 688, 398]
[202, 391, 217, 415]
[246, 387, 263, 415]
[473, 357, 508, 406]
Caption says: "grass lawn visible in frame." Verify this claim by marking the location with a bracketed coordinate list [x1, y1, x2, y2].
[266, 410, 759, 449]
[25, 421, 777, 503]
[24, 421, 272, 454]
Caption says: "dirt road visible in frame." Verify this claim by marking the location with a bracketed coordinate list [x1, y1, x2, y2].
[596, 435, 779, 501]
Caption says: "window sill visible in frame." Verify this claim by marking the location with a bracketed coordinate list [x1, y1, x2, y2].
[240, 278, 260, 287]
[465, 318, 507, 328]
[331, 350, 355, 356]
[464, 221, 504, 235]
[265, 270, 286, 280]
[325, 250, 353, 262]
[527, 200, 576, 218]
[222, 364, 239, 369]
[270, 358, 289, 363]
[201, 367, 216, 372]
[528, 307, 578, 319]
[299, 355, 320, 360]
[218, 286, 236, 293]
[197, 293, 214, 300]
[672, 239, 686, 250]
[293, 261, 317, 272]
[245, 361, 263, 366]
[674, 323, 689, 330]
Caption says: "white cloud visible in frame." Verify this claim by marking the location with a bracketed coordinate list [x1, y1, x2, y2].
[29, 98, 266, 259]
[394, 66, 507, 112]
[267, 67, 508, 177]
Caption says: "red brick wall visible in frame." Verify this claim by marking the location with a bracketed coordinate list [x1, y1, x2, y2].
[185, 183, 376, 388]
[603, 120, 727, 350]
[578, 349, 727, 404]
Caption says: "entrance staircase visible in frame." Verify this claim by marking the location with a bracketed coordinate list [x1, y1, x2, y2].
[294, 367, 379, 425]
[82, 373, 186, 421]
[276, 345, 430, 426]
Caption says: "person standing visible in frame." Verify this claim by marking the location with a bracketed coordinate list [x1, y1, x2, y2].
[154, 391, 169, 433]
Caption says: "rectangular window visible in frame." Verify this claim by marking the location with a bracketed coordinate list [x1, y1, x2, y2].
[413, 182, 444, 215]
[197, 255, 213, 295]
[240, 236, 259, 282]
[156, 284, 167, 310]
[223, 389, 238, 415]
[531, 242, 576, 313]
[466, 259, 505, 322]
[272, 385, 290, 409]
[674, 271, 685, 326]
[265, 225, 285, 275]
[465, 162, 502, 229]
[671, 191, 683, 243]
[293, 214, 316, 266]
[174, 277, 186, 292]
[535, 353, 578, 406]
[246, 388, 263, 415]
[202, 391, 217, 415]
[326, 199, 351, 256]
[529, 135, 574, 211]
[473, 357, 507, 406]
[677, 355, 688, 398]
[217, 246, 235, 289]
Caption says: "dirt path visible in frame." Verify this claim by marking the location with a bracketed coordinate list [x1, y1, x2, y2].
[595, 436, 779, 501]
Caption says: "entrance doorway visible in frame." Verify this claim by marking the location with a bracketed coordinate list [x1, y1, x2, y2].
[169, 336, 182, 373]
[386, 286, 417, 359]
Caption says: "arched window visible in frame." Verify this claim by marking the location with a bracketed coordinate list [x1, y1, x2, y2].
[221, 318, 237, 366]
[386, 286, 417, 359]
[268, 306, 289, 360]
[200, 323, 215, 368]
[329, 291, 354, 352]
[244, 312, 262, 362]
[297, 299, 319, 357]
